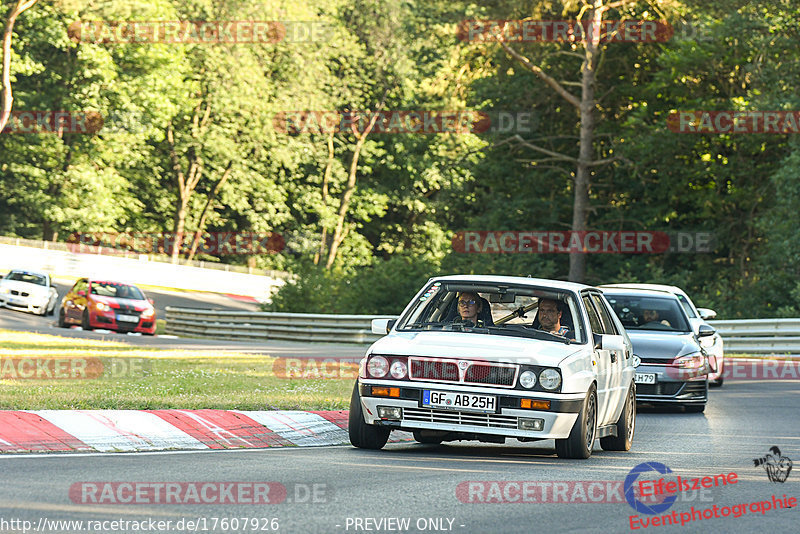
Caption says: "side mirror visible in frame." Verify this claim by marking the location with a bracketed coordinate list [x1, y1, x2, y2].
[148, 298, 154, 305]
[77, 290, 86, 297]
[371, 318, 396, 335]
[697, 324, 716, 338]
[697, 308, 717, 320]
[594, 333, 626, 352]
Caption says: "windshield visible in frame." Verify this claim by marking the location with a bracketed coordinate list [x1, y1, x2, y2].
[604, 294, 691, 332]
[6, 271, 47, 286]
[90, 281, 144, 300]
[396, 281, 586, 343]
[676, 294, 698, 318]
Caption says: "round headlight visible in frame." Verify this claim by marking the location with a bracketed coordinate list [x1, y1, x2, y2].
[96, 302, 110, 312]
[539, 368, 561, 390]
[390, 360, 408, 379]
[367, 356, 389, 378]
[519, 370, 537, 389]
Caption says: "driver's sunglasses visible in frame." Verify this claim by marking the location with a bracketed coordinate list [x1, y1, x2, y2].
[458, 299, 477, 306]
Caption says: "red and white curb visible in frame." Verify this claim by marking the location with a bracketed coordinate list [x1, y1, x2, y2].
[0, 410, 410, 453]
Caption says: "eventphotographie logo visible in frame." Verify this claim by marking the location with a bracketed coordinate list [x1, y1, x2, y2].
[753, 447, 793, 483]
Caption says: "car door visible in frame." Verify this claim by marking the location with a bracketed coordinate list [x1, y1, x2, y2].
[65, 279, 87, 321]
[582, 294, 613, 426]
[590, 293, 627, 425]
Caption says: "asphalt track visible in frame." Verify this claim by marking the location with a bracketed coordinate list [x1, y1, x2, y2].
[0, 380, 798, 533]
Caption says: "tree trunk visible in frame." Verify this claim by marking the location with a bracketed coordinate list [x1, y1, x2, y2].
[325, 92, 389, 269]
[314, 130, 335, 265]
[187, 161, 233, 261]
[0, 0, 37, 134]
[569, 3, 603, 283]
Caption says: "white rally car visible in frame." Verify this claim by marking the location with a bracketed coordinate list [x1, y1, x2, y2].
[349, 275, 637, 459]
[0, 269, 59, 316]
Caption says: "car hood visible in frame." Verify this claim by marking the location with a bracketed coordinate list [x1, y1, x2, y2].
[0, 280, 48, 295]
[627, 331, 700, 360]
[367, 331, 583, 367]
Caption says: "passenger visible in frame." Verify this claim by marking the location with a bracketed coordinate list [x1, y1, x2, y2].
[642, 308, 671, 327]
[536, 298, 571, 337]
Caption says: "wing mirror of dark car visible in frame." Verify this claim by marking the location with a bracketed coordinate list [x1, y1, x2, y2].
[77, 290, 86, 297]
[697, 324, 716, 338]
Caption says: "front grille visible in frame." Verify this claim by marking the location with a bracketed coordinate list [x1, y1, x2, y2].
[115, 304, 141, 315]
[464, 364, 515, 386]
[10, 290, 28, 297]
[640, 357, 674, 365]
[408, 357, 518, 388]
[403, 407, 518, 429]
[637, 382, 683, 396]
[410, 359, 460, 382]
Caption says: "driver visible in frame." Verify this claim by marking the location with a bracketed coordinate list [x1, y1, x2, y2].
[456, 292, 484, 326]
[642, 308, 671, 327]
[536, 298, 571, 337]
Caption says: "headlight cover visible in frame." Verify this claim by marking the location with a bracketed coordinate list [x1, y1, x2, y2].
[95, 302, 111, 312]
[674, 353, 705, 369]
[390, 360, 408, 379]
[367, 356, 389, 378]
[539, 368, 562, 390]
[519, 370, 537, 389]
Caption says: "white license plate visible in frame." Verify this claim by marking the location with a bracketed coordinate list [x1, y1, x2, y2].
[635, 373, 657, 384]
[116, 314, 139, 323]
[422, 390, 496, 413]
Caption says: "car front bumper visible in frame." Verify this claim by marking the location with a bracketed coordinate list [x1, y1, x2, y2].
[88, 310, 156, 334]
[0, 294, 49, 314]
[358, 381, 583, 440]
[634, 364, 707, 405]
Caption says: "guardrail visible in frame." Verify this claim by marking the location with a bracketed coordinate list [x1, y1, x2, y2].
[165, 307, 395, 344]
[164, 309, 800, 352]
[708, 319, 800, 354]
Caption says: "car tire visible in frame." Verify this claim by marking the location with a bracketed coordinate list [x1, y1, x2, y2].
[413, 431, 443, 445]
[685, 404, 706, 413]
[81, 309, 92, 331]
[57, 308, 67, 328]
[348, 383, 390, 450]
[710, 375, 723, 388]
[600, 383, 635, 451]
[556, 385, 597, 459]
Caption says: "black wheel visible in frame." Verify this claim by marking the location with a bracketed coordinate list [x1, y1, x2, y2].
[413, 431, 443, 445]
[348, 383, 390, 450]
[556, 385, 597, 459]
[685, 404, 706, 413]
[601, 383, 636, 451]
[81, 309, 92, 331]
[57, 308, 67, 328]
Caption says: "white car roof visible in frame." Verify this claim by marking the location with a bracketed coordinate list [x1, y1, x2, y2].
[599, 286, 683, 300]
[599, 283, 688, 296]
[430, 274, 594, 293]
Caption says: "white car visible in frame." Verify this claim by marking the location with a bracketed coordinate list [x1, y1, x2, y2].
[0, 269, 59, 316]
[349, 275, 637, 459]
[599, 283, 724, 387]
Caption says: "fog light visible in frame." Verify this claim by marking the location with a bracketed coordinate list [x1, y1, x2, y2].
[518, 418, 544, 431]
[377, 406, 402, 420]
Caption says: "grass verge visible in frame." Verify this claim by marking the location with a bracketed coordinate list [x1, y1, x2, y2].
[0, 330, 353, 410]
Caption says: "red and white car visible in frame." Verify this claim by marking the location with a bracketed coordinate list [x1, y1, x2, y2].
[58, 278, 157, 335]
